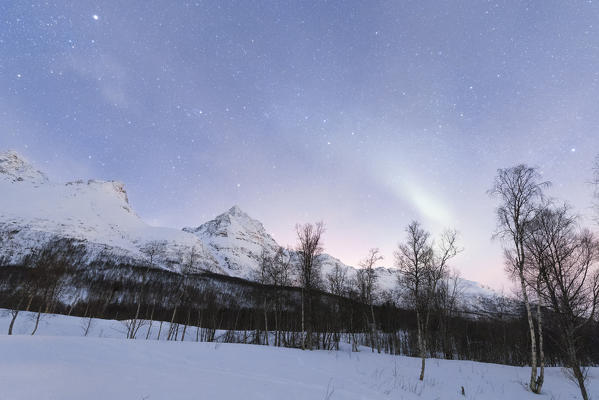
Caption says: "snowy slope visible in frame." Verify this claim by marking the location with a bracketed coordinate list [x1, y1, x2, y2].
[0, 310, 595, 400]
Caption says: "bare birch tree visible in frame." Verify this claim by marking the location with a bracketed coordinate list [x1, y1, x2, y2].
[434, 269, 464, 359]
[489, 164, 549, 394]
[326, 262, 348, 297]
[6, 270, 36, 335]
[357, 248, 383, 353]
[295, 221, 324, 350]
[254, 248, 274, 345]
[326, 262, 350, 351]
[166, 245, 202, 341]
[27, 239, 81, 335]
[126, 240, 166, 339]
[395, 221, 459, 380]
[270, 247, 293, 346]
[525, 204, 599, 400]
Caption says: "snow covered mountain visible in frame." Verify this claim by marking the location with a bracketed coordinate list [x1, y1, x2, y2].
[183, 205, 280, 277]
[0, 150, 500, 309]
[0, 150, 214, 272]
[182, 206, 356, 283]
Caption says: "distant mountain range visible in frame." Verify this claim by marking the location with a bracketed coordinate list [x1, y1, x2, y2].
[0, 150, 501, 311]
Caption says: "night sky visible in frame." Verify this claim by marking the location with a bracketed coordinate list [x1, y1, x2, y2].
[2, 1, 598, 289]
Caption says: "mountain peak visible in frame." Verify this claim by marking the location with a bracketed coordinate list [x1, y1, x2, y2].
[184, 205, 265, 236]
[0, 150, 48, 184]
[226, 205, 247, 218]
[182, 205, 280, 276]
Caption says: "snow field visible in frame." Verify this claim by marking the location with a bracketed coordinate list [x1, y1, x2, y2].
[0, 311, 596, 400]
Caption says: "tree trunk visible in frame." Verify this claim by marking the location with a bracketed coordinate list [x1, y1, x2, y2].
[145, 306, 154, 340]
[8, 310, 19, 335]
[84, 316, 93, 336]
[25, 295, 34, 312]
[157, 321, 163, 340]
[534, 283, 544, 394]
[301, 288, 306, 350]
[420, 352, 426, 382]
[175, 323, 180, 341]
[572, 364, 589, 400]
[274, 307, 279, 347]
[168, 306, 178, 340]
[518, 271, 538, 393]
[567, 336, 589, 400]
[263, 298, 269, 346]
[181, 310, 190, 342]
[31, 305, 43, 335]
[129, 301, 142, 339]
[196, 310, 201, 342]
[417, 310, 426, 381]
[306, 289, 313, 350]
[370, 303, 379, 353]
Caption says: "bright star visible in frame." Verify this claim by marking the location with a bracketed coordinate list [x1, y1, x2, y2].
[92, 14, 99, 21]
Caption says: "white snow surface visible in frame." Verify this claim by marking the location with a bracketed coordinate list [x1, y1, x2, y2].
[0, 150, 500, 307]
[0, 310, 596, 400]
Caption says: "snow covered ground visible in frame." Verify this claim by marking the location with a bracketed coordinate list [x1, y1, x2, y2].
[0, 311, 596, 399]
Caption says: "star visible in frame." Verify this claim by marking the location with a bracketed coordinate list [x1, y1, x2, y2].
[92, 14, 99, 21]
